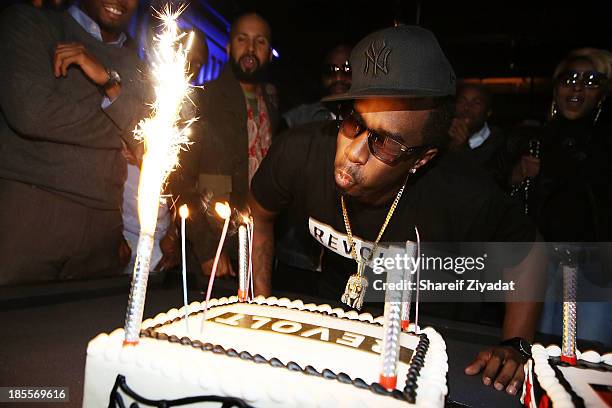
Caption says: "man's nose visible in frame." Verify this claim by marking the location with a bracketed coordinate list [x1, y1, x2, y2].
[247, 39, 255, 52]
[346, 133, 369, 165]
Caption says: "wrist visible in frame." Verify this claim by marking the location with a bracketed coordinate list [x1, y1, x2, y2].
[102, 68, 121, 99]
[499, 337, 532, 360]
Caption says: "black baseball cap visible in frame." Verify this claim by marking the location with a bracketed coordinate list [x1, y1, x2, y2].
[323, 25, 456, 102]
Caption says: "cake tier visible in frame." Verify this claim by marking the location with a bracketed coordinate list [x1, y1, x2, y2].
[83, 296, 448, 407]
[522, 344, 612, 408]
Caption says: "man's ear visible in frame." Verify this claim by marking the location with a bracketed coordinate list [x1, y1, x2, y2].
[225, 43, 230, 56]
[413, 148, 438, 171]
[268, 47, 273, 63]
[486, 108, 493, 120]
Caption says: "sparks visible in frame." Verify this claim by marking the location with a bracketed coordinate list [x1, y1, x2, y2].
[124, 5, 196, 345]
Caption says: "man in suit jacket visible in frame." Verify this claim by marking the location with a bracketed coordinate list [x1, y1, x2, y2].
[171, 12, 279, 278]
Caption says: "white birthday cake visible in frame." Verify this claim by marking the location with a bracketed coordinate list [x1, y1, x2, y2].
[522, 344, 612, 408]
[83, 296, 448, 407]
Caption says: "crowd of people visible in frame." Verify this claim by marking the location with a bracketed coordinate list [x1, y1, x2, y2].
[0, 0, 610, 397]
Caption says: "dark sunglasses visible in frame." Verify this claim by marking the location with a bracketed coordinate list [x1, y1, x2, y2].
[339, 112, 428, 166]
[557, 70, 607, 89]
[323, 62, 351, 75]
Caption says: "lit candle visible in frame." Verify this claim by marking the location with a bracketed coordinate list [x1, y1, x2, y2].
[179, 204, 189, 333]
[201, 202, 231, 330]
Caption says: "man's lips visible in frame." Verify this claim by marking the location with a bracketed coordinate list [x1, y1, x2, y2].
[335, 168, 355, 189]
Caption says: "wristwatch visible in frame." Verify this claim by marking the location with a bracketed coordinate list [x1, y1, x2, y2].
[500, 337, 532, 360]
[103, 69, 121, 89]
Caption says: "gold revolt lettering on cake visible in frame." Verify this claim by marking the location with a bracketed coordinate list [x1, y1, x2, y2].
[213, 312, 413, 363]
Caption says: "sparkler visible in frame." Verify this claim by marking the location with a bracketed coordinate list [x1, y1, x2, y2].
[123, 6, 195, 345]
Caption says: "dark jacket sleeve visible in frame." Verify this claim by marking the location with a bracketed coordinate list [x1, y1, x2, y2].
[0, 5, 145, 149]
[102, 60, 150, 152]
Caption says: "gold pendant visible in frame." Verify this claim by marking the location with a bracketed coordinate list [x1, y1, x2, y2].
[341, 261, 368, 310]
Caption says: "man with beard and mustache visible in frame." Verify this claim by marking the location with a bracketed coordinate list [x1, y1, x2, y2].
[249, 26, 544, 396]
[283, 44, 353, 128]
[0, 0, 149, 285]
[170, 12, 279, 279]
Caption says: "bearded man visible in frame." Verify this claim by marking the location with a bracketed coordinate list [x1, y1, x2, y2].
[170, 12, 279, 278]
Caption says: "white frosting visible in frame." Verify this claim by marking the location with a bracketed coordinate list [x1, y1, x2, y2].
[524, 343, 612, 408]
[580, 350, 602, 364]
[83, 297, 448, 407]
[603, 353, 612, 366]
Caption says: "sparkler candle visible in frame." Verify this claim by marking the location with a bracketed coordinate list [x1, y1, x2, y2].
[379, 265, 403, 391]
[179, 204, 189, 333]
[413, 227, 422, 334]
[238, 215, 250, 302]
[248, 216, 254, 300]
[123, 6, 194, 345]
[561, 262, 578, 365]
[401, 240, 417, 331]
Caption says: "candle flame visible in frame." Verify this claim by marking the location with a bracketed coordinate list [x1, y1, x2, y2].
[215, 202, 231, 220]
[179, 204, 189, 219]
[133, 5, 194, 236]
[242, 214, 251, 224]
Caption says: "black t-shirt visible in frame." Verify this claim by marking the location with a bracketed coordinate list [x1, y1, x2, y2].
[252, 121, 536, 298]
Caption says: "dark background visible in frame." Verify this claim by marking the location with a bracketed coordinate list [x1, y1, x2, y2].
[208, 0, 612, 125]
[3, 0, 611, 125]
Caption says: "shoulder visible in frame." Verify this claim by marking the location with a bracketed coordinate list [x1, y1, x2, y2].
[1, 4, 54, 33]
[284, 102, 331, 127]
[422, 152, 505, 207]
[275, 121, 336, 149]
[265, 121, 336, 168]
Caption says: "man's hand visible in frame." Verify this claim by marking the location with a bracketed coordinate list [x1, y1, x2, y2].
[510, 155, 541, 185]
[448, 118, 471, 148]
[465, 346, 525, 395]
[54, 43, 109, 85]
[154, 228, 180, 272]
[201, 252, 236, 278]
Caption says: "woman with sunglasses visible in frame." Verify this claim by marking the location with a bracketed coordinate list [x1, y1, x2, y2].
[508, 48, 612, 344]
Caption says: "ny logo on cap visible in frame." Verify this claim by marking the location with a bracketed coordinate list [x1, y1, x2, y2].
[364, 40, 391, 77]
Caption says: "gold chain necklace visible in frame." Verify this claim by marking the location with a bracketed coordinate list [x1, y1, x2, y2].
[340, 183, 407, 309]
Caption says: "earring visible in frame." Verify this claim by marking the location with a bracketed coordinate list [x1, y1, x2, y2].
[550, 101, 558, 120]
[594, 100, 603, 124]
[409, 167, 417, 174]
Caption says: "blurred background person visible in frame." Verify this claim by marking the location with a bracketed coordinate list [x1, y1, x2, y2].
[283, 43, 352, 128]
[504, 48, 611, 344]
[170, 12, 279, 282]
[0, 0, 148, 285]
[449, 83, 505, 167]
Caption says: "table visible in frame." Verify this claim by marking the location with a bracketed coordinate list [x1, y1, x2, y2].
[0, 277, 522, 407]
